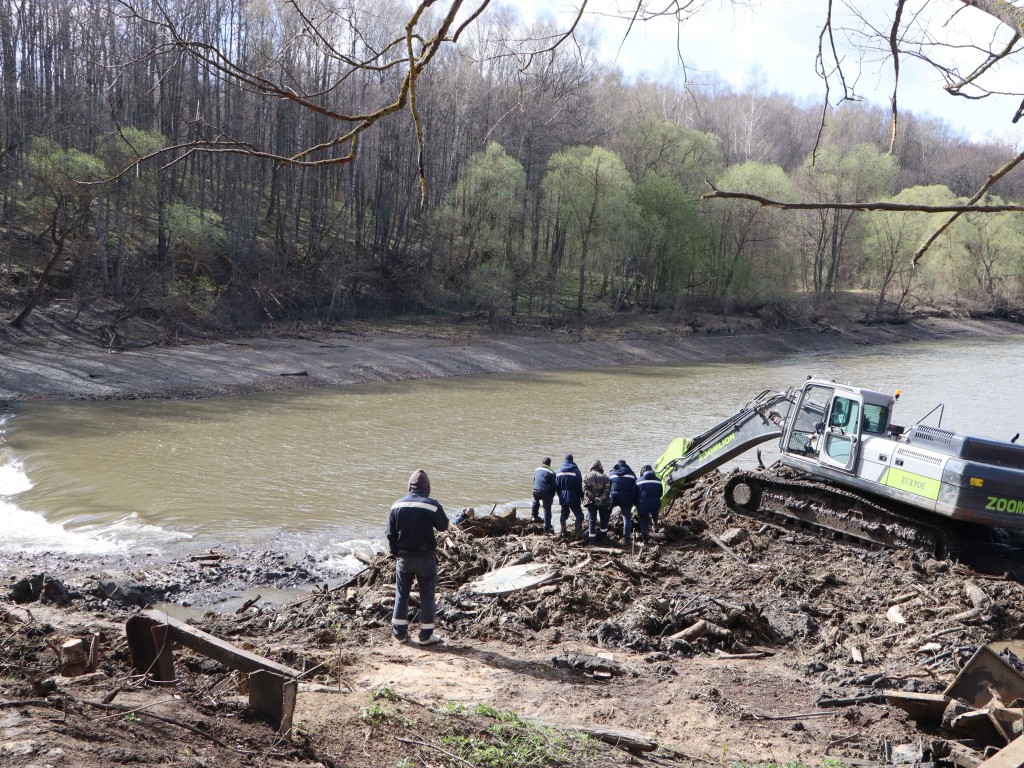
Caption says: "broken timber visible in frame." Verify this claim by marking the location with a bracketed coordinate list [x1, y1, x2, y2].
[977, 735, 1024, 768]
[125, 608, 301, 735]
[527, 718, 657, 753]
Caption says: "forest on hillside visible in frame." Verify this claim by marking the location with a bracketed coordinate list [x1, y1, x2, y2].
[1, 0, 1023, 334]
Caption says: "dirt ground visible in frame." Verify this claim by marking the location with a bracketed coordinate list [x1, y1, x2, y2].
[3, 298, 1024, 405]
[4, 469, 1023, 768]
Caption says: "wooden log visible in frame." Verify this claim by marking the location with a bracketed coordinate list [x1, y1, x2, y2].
[527, 718, 656, 753]
[60, 638, 87, 677]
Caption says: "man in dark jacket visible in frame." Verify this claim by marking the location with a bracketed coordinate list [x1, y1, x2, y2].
[609, 459, 637, 540]
[386, 469, 449, 645]
[633, 464, 663, 546]
[531, 457, 557, 533]
[554, 453, 584, 537]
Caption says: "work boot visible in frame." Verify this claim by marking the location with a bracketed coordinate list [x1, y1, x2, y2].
[559, 521, 567, 535]
[574, 521, 583, 539]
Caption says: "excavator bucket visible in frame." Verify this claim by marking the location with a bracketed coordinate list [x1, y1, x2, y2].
[655, 437, 693, 507]
[944, 642, 1024, 708]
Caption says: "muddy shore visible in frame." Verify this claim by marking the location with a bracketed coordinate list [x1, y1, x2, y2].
[2, 311, 1023, 405]
[4, 310, 1024, 766]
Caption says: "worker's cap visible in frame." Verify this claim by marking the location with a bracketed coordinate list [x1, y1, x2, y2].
[542, 457, 551, 466]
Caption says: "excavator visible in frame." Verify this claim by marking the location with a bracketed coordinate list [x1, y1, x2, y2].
[654, 377, 1024, 557]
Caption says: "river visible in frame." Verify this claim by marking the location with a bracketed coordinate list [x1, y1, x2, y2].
[1, 335, 1022, 574]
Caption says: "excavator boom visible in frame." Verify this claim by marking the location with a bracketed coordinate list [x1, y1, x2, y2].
[656, 388, 796, 492]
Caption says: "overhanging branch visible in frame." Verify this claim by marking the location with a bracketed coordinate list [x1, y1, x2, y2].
[701, 182, 1024, 214]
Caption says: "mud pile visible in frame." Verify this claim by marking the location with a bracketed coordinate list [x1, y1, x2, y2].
[202, 469, 1024, 696]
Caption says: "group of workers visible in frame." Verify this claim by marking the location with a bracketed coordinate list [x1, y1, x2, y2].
[385, 458, 666, 646]
[531, 454, 663, 547]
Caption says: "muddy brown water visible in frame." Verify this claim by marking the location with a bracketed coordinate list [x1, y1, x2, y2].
[1, 336, 1022, 576]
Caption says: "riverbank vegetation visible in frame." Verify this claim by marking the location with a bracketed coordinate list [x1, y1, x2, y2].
[2, 2, 1023, 340]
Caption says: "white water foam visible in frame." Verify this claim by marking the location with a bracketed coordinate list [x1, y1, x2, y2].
[0, 458, 188, 556]
[318, 538, 383, 576]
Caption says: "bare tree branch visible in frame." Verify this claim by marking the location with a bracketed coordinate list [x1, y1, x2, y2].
[911, 147, 1024, 264]
[701, 180, 1024, 214]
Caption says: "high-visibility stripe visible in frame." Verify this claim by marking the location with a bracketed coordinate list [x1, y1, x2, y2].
[419, 623, 434, 630]
[536, 467, 555, 473]
[556, 472, 577, 477]
[636, 480, 661, 486]
[392, 619, 409, 626]
[391, 501, 439, 512]
[614, 474, 636, 481]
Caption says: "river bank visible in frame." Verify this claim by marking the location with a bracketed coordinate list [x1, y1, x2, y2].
[2, 304, 1022, 404]
[4, 474, 1024, 766]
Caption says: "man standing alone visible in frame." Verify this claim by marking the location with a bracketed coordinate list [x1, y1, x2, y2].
[386, 469, 449, 645]
[531, 457, 557, 533]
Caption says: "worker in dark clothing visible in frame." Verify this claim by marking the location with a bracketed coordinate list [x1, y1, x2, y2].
[531, 457, 557, 533]
[386, 469, 449, 645]
[633, 464, 663, 546]
[609, 459, 637, 540]
[555, 454, 584, 537]
[583, 460, 611, 545]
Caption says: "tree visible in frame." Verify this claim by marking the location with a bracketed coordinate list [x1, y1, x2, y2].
[861, 185, 958, 316]
[794, 144, 899, 298]
[435, 142, 526, 318]
[701, 161, 799, 309]
[541, 146, 636, 314]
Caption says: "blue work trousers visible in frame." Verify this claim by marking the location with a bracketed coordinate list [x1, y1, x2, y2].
[532, 491, 555, 529]
[559, 501, 583, 532]
[392, 554, 438, 642]
[610, 494, 633, 538]
[586, 503, 610, 543]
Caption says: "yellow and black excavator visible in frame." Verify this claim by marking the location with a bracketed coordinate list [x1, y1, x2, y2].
[655, 378, 1024, 556]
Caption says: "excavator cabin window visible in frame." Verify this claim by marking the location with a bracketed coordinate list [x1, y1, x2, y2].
[860, 404, 890, 435]
[788, 384, 834, 455]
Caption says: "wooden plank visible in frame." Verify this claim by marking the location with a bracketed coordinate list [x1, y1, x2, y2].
[125, 614, 174, 683]
[977, 735, 1024, 768]
[149, 622, 177, 684]
[138, 608, 301, 678]
[883, 690, 951, 725]
[250, 671, 297, 737]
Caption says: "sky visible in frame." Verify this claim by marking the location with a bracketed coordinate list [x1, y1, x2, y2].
[529, 0, 1024, 145]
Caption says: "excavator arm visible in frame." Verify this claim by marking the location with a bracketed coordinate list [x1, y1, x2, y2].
[655, 388, 796, 501]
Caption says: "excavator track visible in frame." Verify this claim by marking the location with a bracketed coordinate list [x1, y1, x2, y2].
[723, 468, 952, 557]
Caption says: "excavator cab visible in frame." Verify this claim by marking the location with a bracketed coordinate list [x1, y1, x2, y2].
[783, 381, 866, 473]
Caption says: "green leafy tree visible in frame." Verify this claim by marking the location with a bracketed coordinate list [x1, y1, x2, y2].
[11, 138, 105, 327]
[436, 142, 526, 318]
[796, 144, 900, 298]
[541, 146, 636, 314]
[944, 198, 1024, 311]
[861, 185, 957, 317]
[701, 161, 798, 309]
